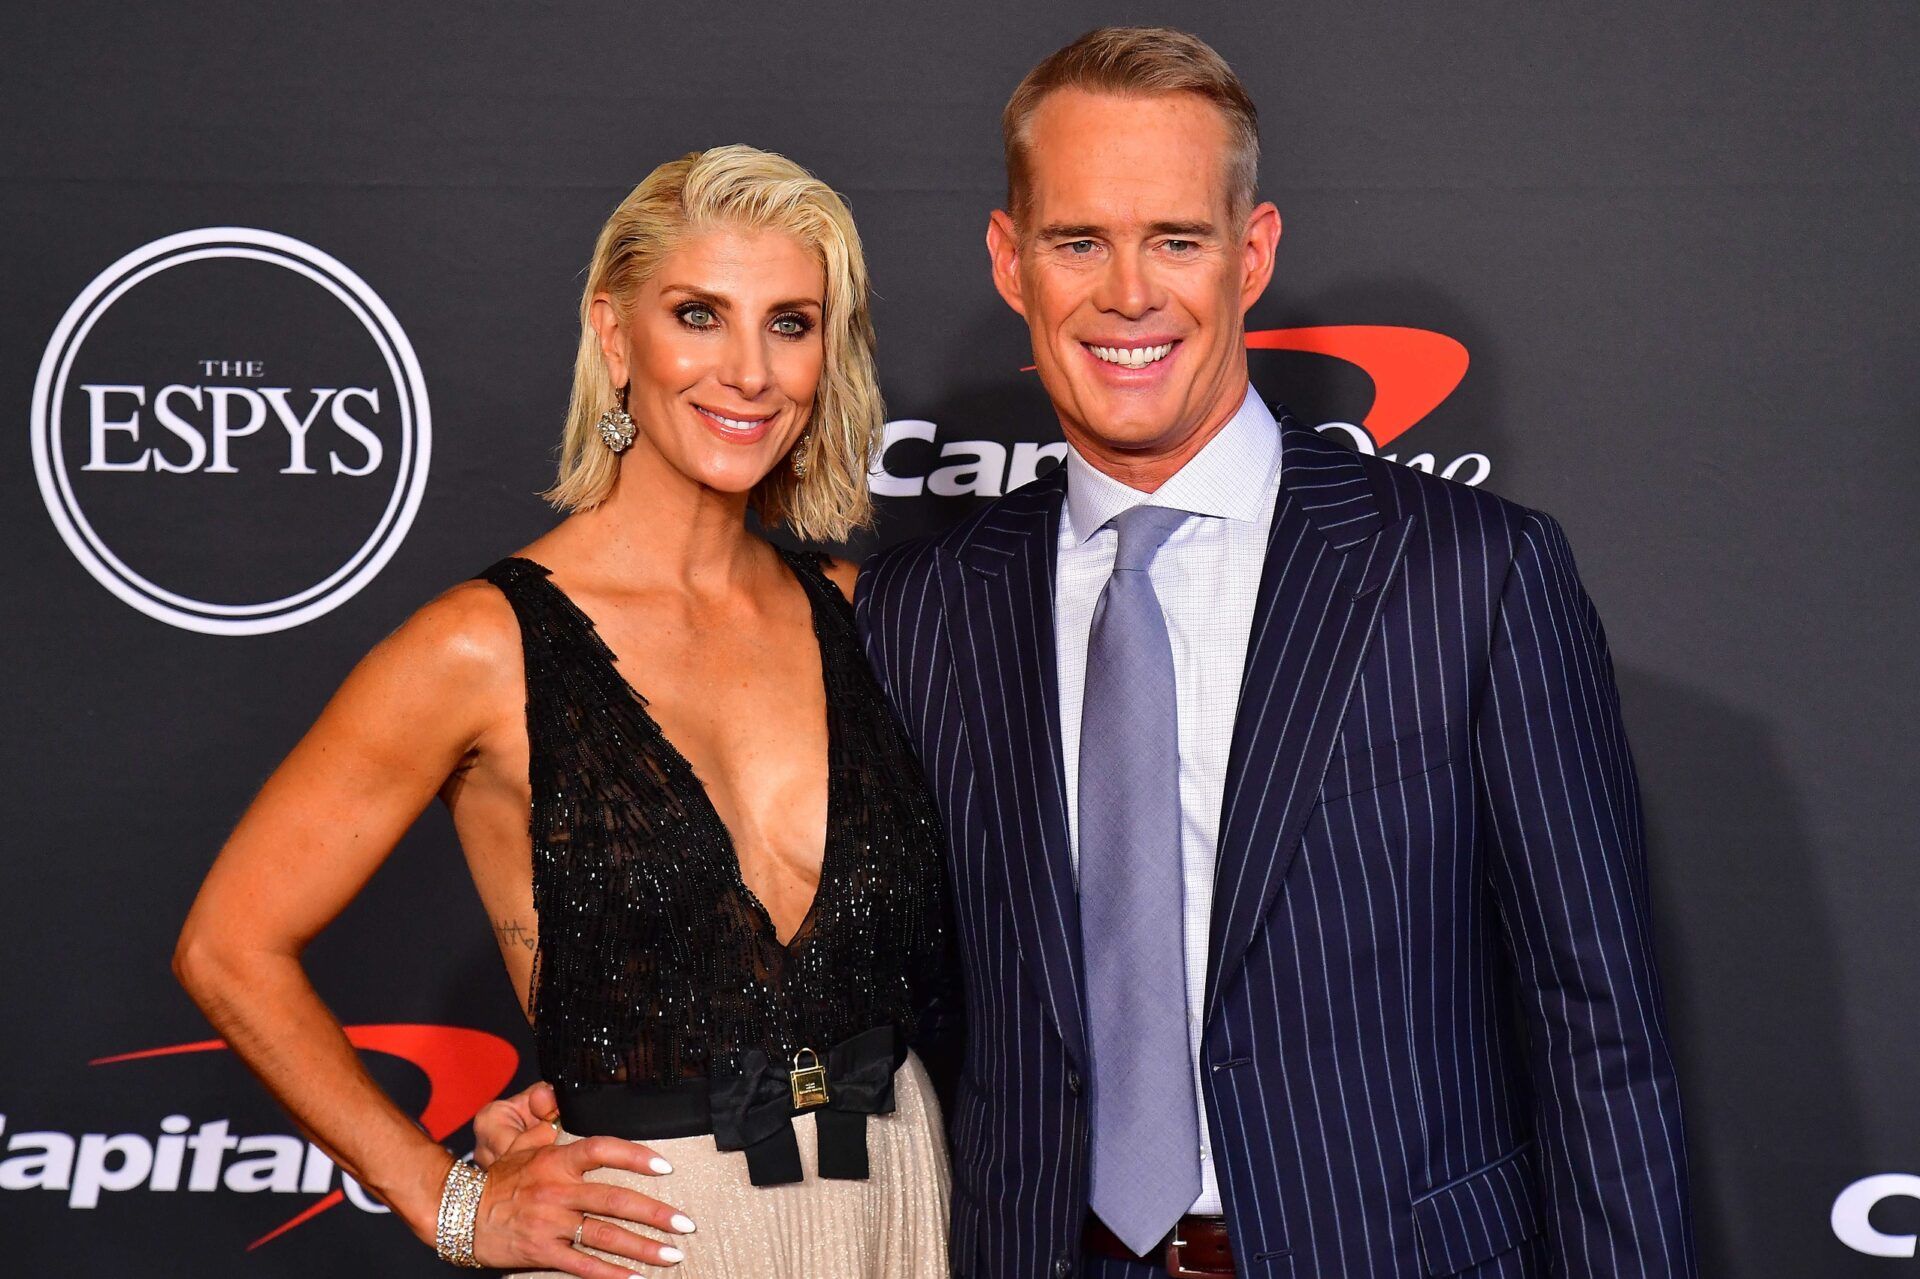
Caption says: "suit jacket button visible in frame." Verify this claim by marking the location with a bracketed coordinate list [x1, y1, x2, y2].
[1067, 1070, 1083, 1095]
[1053, 1260, 1072, 1277]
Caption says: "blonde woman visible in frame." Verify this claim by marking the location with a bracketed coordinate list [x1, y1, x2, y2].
[174, 146, 956, 1278]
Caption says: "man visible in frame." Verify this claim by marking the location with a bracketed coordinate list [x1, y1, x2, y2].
[485, 27, 1696, 1278]
[861, 27, 1693, 1278]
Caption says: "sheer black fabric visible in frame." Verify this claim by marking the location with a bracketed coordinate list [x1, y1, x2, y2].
[478, 550, 957, 1091]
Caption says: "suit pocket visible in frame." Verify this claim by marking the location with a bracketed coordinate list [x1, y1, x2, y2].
[1320, 719, 1457, 803]
[1411, 1142, 1542, 1275]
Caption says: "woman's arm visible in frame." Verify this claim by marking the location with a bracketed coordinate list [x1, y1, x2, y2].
[174, 583, 687, 1275]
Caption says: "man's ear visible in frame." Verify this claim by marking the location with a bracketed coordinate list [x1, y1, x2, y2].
[1237, 201, 1282, 312]
[588, 294, 631, 390]
[986, 209, 1029, 319]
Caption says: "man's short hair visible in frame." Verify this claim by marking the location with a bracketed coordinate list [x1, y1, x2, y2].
[1002, 26, 1260, 228]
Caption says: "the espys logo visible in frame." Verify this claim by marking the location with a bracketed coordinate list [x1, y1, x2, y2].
[870, 324, 1480, 498]
[0, 1026, 514, 1250]
[30, 228, 431, 635]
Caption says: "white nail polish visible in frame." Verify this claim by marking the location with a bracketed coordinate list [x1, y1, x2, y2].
[649, 1156, 673, 1175]
[670, 1212, 697, 1234]
[658, 1244, 685, 1264]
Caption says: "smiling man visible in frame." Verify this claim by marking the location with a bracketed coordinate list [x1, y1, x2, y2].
[857, 26, 1697, 1279]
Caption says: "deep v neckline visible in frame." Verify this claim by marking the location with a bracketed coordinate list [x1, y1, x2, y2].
[514, 550, 838, 953]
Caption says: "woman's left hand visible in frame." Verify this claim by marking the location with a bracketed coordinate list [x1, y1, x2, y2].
[472, 1135, 692, 1275]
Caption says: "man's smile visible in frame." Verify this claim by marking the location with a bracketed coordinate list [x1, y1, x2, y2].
[1083, 340, 1179, 368]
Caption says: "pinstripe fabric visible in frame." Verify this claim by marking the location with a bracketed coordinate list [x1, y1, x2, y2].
[856, 411, 1695, 1279]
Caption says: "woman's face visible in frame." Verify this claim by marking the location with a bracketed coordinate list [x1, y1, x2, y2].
[593, 223, 826, 500]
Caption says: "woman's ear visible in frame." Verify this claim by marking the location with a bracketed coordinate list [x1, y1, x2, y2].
[588, 294, 630, 390]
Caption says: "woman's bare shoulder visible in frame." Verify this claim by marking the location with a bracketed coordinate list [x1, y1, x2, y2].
[273, 577, 526, 790]
[348, 577, 525, 717]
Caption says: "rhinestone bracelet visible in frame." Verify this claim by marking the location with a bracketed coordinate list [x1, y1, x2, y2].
[434, 1156, 488, 1268]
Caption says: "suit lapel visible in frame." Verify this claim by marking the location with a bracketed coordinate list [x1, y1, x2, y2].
[1204, 416, 1416, 1026]
[940, 469, 1088, 1069]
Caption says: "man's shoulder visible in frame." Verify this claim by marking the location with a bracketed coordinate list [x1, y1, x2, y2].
[858, 469, 1067, 616]
[1273, 408, 1546, 568]
[1339, 436, 1547, 560]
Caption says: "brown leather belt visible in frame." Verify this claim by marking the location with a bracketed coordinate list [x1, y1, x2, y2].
[1084, 1214, 1234, 1276]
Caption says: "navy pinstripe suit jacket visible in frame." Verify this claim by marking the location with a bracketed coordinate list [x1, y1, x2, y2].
[855, 414, 1695, 1279]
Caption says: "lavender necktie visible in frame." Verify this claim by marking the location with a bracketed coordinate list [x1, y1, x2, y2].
[1079, 503, 1202, 1255]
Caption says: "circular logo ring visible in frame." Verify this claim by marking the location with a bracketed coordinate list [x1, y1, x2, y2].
[30, 227, 432, 635]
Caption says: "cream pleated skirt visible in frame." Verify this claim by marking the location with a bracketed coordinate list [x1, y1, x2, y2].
[510, 1051, 949, 1279]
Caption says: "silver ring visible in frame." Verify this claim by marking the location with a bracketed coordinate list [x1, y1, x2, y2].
[573, 1217, 586, 1248]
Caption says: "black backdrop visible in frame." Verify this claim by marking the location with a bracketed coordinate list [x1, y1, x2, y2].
[5, 3, 1918, 1274]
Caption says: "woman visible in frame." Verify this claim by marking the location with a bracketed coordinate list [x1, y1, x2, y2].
[175, 145, 955, 1278]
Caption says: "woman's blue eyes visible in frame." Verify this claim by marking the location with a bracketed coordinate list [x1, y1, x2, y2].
[674, 305, 814, 337]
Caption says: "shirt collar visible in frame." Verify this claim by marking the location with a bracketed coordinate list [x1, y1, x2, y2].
[1061, 385, 1282, 547]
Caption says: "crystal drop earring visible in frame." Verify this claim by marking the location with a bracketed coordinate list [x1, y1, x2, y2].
[597, 384, 636, 453]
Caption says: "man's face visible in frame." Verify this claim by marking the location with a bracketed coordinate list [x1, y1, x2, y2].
[989, 88, 1279, 480]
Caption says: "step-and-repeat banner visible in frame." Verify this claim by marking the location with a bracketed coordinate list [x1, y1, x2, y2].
[4, 4, 1916, 1274]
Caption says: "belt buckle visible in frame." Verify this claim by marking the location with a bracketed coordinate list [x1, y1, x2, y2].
[1165, 1222, 1227, 1279]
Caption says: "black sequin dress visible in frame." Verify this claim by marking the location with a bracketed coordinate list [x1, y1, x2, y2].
[478, 551, 956, 1273]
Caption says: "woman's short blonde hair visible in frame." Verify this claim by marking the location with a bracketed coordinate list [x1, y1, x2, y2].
[545, 144, 880, 541]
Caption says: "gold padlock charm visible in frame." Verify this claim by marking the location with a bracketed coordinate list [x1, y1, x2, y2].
[789, 1047, 829, 1109]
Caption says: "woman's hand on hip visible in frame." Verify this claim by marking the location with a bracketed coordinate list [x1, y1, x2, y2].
[474, 1135, 695, 1275]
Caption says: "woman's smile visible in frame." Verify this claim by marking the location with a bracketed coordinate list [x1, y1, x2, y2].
[691, 402, 779, 443]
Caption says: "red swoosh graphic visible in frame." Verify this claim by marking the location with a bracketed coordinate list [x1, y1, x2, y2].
[92, 1024, 518, 1250]
[1244, 325, 1468, 446]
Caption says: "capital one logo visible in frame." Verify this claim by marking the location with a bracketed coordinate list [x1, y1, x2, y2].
[1249, 324, 1487, 485]
[30, 228, 431, 635]
[1835, 1174, 1920, 1258]
[0, 1025, 514, 1250]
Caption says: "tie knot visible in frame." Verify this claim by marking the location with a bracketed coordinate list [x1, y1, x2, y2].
[1108, 504, 1189, 572]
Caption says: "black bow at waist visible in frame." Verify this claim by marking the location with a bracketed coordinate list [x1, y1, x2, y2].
[555, 1024, 904, 1187]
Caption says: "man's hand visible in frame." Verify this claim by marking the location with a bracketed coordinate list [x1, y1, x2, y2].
[474, 1080, 559, 1169]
